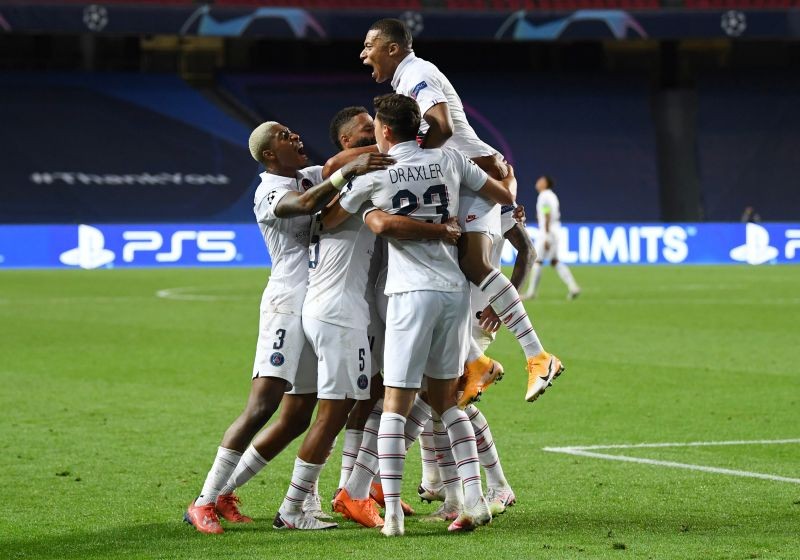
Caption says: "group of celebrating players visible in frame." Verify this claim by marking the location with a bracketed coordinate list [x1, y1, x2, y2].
[184, 18, 565, 537]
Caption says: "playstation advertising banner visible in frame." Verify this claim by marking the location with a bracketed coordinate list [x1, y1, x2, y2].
[0, 222, 797, 270]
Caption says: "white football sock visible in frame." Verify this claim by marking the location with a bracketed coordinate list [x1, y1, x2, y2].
[280, 457, 324, 514]
[338, 429, 363, 488]
[465, 404, 508, 489]
[219, 445, 267, 496]
[433, 417, 463, 507]
[441, 406, 483, 508]
[467, 336, 483, 364]
[419, 418, 441, 488]
[479, 269, 543, 358]
[344, 399, 382, 500]
[405, 395, 431, 450]
[377, 412, 407, 519]
[196, 447, 241, 506]
[555, 262, 579, 292]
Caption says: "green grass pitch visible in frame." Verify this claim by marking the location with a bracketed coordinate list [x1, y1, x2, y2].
[1, 265, 798, 559]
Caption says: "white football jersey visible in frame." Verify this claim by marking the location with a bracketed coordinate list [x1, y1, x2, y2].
[536, 189, 561, 232]
[302, 207, 376, 329]
[253, 165, 323, 315]
[340, 140, 487, 295]
[392, 53, 499, 159]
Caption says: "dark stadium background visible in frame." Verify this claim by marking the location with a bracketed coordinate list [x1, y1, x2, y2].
[0, 0, 798, 225]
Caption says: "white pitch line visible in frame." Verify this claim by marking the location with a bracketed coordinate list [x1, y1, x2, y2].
[543, 438, 800, 485]
[546, 438, 800, 451]
[155, 286, 250, 302]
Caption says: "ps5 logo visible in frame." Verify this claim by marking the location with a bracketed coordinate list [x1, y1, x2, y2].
[59, 225, 238, 269]
[729, 223, 779, 265]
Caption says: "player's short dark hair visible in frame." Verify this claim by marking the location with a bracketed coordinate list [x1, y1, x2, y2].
[369, 18, 413, 51]
[374, 93, 420, 142]
[541, 175, 556, 189]
[329, 106, 369, 150]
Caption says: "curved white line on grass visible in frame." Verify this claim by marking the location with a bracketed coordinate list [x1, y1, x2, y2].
[156, 286, 250, 302]
[543, 438, 800, 485]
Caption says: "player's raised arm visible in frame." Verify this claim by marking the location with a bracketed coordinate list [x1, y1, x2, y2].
[420, 103, 453, 149]
[275, 152, 394, 218]
[505, 221, 535, 289]
[365, 210, 461, 245]
[476, 163, 516, 206]
[322, 145, 379, 179]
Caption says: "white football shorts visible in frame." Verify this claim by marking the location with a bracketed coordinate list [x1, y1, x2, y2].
[383, 288, 470, 389]
[252, 311, 316, 394]
[303, 315, 371, 400]
[367, 299, 385, 377]
[458, 190, 502, 237]
[536, 233, 560, 262]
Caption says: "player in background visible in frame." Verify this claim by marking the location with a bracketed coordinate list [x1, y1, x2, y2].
[338, 93, 517, 536]
[419, 204, 536, 518]
[184, 121, 392, 534]
[360, 19, 563, 403]
[522, 175, 580, 300]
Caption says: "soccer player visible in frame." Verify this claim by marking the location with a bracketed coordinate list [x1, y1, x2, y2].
[338, 93, 517, 536]
[522, 175, 580, 300]
[360, 19, 563, 403]
[183, 121, 392, 534]
[324, 107, 439, 522]
[419, 204, 536, 517]
[204, 110, 454, 530]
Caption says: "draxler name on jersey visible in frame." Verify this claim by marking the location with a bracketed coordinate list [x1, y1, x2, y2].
[388, 164, 443, 184]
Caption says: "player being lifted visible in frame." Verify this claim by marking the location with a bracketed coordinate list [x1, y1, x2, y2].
[337, 93, 517, 536]
[184, 121, 392, 534]
[360, 18, 563, 403]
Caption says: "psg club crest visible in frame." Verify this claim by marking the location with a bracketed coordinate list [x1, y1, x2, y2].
[270, 352, 285, 367]
[357, 374, 369, 390]
[301, 178, 313, 191]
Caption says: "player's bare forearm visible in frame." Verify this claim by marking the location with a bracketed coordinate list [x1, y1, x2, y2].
[274, 179, 340, 218]
[505, 222, 535, 288]
[276, 152, 395, 217]
[365, 212, 461, 245]
[321, 200, 350, 230]
[322, 145, 379, 179]
[420, 103, 453, 149]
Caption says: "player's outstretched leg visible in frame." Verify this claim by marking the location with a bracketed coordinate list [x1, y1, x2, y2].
[418, 417, 445, 502]
[421, 417, 463, 523]
[459, 233, 564, 403]
[185, 376, 286, 534]
[464, 404, 516, 515]
[335, 399, 385, 528]
[459, 336, 504, 408]
[377, 410, 408, 537]
[209, 393, 317, 524]
[554, 261, 580, 300]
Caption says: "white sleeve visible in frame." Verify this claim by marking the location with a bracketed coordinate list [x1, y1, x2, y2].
[255, 185, 292, 222]
[339, 175, 374, 215]
[301, 165, 324, 185]
[446, 148, 488, 192]
[411, 75, 447, 119]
